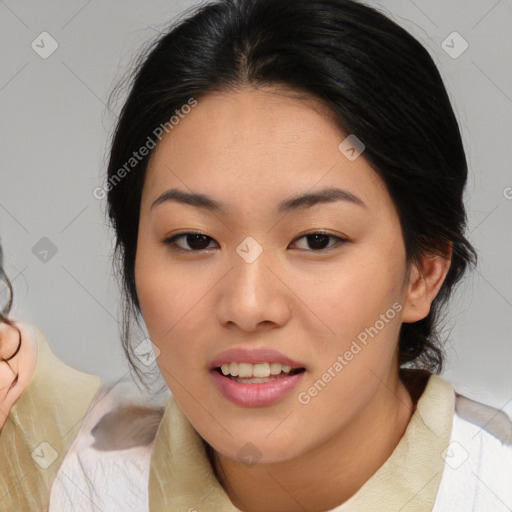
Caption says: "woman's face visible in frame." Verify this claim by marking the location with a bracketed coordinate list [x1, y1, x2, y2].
[135, 86, 417, 463]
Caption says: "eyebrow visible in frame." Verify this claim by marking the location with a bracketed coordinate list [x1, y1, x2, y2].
[150, 186, 366, 214]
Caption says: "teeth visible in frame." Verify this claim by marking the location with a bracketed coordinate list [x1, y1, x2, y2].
[220, 362, 294, 378]
[238, 362, 254, 378]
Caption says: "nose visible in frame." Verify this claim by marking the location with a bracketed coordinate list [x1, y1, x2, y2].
[215, 251, 291, 332]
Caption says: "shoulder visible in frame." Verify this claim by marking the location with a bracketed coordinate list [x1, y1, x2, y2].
[49, 375, 170, 512]
[433, 391, 512, 511]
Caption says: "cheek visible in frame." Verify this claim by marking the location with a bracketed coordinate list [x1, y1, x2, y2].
[134, 245, 208, 379]
[134, 240, 180, 350]
[311, 242, 406, 371]
[135, 258, 167, 334]
[302, 267, 404, 421]
[322, 261, 400, 331]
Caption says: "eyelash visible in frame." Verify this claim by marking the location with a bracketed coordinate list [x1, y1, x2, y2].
[162, 231, 348, 253]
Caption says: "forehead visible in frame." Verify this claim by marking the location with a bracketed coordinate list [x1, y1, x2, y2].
[143, 87, 390, 215]
[152, 86, 341, 154]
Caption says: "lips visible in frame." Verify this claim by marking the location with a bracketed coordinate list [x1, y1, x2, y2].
[210, 365, 306, 407]
[209, 347, 306, 370]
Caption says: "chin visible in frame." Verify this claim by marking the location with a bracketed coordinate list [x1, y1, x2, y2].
[213, 434, 303, 466]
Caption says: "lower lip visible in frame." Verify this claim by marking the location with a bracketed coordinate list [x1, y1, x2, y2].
[210, 368, 306, 407]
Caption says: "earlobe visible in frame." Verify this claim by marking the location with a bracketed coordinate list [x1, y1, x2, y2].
[401, 243, 452, 323]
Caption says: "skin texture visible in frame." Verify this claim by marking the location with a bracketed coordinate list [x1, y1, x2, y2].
[0, 321, 38, 430]
[134, 86, 451, 512]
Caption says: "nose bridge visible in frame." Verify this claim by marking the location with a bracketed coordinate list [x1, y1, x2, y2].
[230, 240, 273, 304]
[216, 239, 289, 330]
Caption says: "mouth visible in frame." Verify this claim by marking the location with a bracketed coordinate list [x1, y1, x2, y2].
[210, 365, 307, 407]
[208, 348, 308, 406]
[213, 366, 306, 383]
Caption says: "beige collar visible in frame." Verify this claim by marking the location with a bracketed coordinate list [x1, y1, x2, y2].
[149, 372, 454, 511]
[0, 325, 101, 511]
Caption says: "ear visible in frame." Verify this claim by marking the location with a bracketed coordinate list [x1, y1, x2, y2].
[401, 242, 452, 323]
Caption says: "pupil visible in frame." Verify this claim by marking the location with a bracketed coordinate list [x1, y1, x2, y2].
[308, 234, 329, 250]
[188, 234, 210, 250]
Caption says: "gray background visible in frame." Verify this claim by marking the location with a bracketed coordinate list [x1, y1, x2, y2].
[0, 1, 511, 415]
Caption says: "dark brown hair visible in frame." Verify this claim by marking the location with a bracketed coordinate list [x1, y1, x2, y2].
[0, 243, 16, 331]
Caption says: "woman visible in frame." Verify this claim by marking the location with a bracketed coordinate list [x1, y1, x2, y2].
[50, 0, 512, 510]
[0, 241, 103, 510]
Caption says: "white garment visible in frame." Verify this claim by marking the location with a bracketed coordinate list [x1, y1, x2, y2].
[432, 394, 512, 511]
[49, 379, 512, 512]
[49, 375, 170, 512]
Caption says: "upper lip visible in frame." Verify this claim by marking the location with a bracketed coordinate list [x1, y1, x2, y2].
[209, 347, 306, 370]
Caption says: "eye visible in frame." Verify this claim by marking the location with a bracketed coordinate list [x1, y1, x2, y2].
[163, 232, 217, 252]
[290, 231, 348, 251]
[163, 231, 348, 252]
[162, 231, 348, 253]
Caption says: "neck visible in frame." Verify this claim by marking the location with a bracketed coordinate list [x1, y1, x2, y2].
[211, 368, 416, 512]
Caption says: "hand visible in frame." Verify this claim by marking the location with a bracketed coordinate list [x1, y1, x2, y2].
[0, 321, 38, 431]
